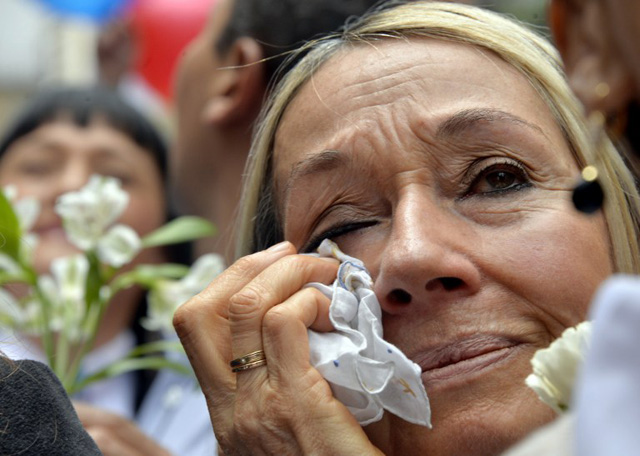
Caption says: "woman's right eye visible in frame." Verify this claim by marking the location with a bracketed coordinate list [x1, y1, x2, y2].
[302, 221, 378, 253]
[17, 161, 54, 176]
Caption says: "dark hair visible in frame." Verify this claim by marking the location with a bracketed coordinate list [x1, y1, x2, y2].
[0, 86, 192, 264]
[0, 86, 168, 179]
[216, 0, 388, 86]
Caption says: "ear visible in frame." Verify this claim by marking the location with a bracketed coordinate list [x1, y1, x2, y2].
[202, 37, 266, 127]
[549, 0, 634, 116]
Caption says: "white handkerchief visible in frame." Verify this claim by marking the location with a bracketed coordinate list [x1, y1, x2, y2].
[307, 239, 431, 427]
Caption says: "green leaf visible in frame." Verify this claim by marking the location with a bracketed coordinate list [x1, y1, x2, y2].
[141, 216, 216, 248]
[135, 263, 191, 279]
[84, 252, 102, 311]
[0, 271, 29, 286]
[110, 263, 190, 291]
[68, 357, 192, 394]
[0, 190, 21, 261]
[126, 339, 186, 358]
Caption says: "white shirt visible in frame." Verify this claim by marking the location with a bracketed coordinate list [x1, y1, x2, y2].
[1, 329, 217, 455]
[1, 329, 137, 418]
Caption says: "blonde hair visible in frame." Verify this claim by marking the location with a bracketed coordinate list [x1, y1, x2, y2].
[237, 0, 640, 273]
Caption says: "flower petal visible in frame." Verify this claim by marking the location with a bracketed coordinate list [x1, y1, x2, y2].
[97, 224, 141, 267]
[526, 321, 592, 414]
[13, 197, 40, 232]
[180, 253, 225, 293]
[143, 281, 191, 332]
[55, 175, 129, 250]
[50, 255, 89, 303]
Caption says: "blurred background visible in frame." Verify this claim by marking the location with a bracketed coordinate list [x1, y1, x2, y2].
[0, 0, 548, 136]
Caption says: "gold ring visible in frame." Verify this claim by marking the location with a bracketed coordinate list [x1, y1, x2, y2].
[230, 349, 267, 373]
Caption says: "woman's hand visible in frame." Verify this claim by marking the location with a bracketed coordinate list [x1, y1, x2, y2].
[73, 402, 172, 456]
[173, 241, 383, 455]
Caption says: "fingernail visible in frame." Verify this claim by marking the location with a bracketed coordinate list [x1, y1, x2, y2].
[266, 241, 291, 253]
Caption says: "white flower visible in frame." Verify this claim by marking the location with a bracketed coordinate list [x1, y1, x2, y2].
[38, 254, 90, 341]
[2, 186, 41, 264]
[3, 185, 40, 232]
[180, 253, 225, 291]
[0, 253, 21, 275]
[526, 321, 592, 413]
[0, 292, 42, 336]
[143, 254, 225, 332]
[55, 175, 129, 250]
[97, 224, 142, 267]
[19, 233, 38, 264]
[0, 288, 24, 328]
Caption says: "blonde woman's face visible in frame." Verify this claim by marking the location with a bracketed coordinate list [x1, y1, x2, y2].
[273, 39, 612, 455]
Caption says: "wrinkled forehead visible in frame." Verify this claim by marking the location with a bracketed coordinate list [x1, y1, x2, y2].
[271, 37, 566, 194]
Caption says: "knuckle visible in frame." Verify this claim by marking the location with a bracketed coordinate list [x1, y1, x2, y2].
[172, 292, 213, 335]
[233, 408, 263, 437]
[278, 254, 313, 272]
[301, 286, 327, 303]
[262, 306, 289, 332]
[229, 285, 268, 321]
[230, 254, 261, 278]
[172, 301, 195, 336]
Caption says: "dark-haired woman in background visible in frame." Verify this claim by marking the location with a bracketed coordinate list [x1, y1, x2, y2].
[0, 87, 216, 456]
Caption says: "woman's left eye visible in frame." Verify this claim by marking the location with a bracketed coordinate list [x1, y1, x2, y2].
[302, 220, 378, 253]
[466, 161, 530, 196]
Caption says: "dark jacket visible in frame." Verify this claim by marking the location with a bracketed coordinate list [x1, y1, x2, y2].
[0, 358, 102, 455]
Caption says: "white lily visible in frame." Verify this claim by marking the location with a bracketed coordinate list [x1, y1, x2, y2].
[3, 185, 40, 232]
[55, 175, 129, 250]
[0, 288, 24, 328]
[180, 253, 225, 292]
[0, 253, 21, 276]
[38, 254, 90, 341]
[526, 320, 592, 413]
[144, 254, 225, 332]
[97, 224, 142, 267]
[0, 286, 43, 334]
[2, 186, 41, 264]
[1, 175, 216, 394]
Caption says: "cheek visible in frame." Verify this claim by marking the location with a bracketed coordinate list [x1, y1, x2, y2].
[483, 210, 612, 332]
[121, 189, 166, 236]
[0, 178, 41, 200]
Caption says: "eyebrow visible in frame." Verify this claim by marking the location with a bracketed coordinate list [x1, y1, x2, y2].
[282, 149, 349, 210]
[435, 108, 544, 138]
[288, 149, 348, 181]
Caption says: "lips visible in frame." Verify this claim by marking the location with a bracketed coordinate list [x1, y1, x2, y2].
[412, 335, 521, 386]
[36, 224, 66, 238]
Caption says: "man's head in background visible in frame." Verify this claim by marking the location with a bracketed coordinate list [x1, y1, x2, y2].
[549, 0, 640, 160]
[172, 0, 386, 261]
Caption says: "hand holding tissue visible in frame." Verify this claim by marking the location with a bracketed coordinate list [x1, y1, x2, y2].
[307, 239, 431, 427]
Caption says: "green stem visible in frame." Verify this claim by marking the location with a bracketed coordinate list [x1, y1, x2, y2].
[33, 285, 56, 373]
[62, 251, 107, 392]
[67, 356, 192, 396]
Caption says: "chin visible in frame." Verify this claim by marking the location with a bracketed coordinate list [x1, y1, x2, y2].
[366, 397, 555, 456]
[34, 243, 80, 274]
[364, 351, 557, 455]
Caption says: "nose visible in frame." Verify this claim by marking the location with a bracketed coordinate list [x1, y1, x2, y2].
[41, 157, 91, 207]
[373, 191, 481, 314]
[51, 161, 91, 201]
